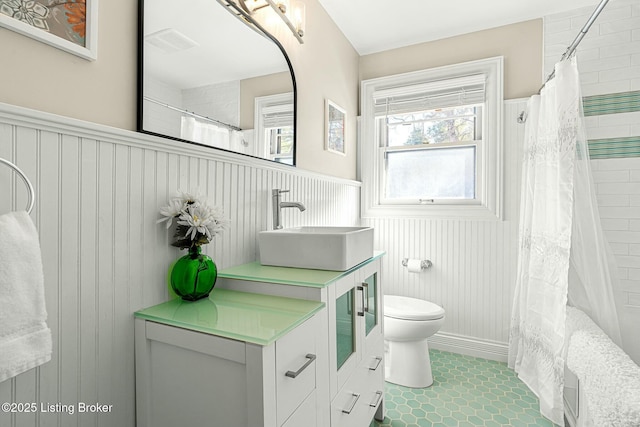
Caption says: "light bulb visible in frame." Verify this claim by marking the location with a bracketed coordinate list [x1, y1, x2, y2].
[291, 1, 305, 37]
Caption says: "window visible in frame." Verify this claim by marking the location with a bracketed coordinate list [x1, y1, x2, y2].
[360, 57, 503, 219]
[265, 125, 294, 165]
[255, 93, 294, 165]
[382, 103, 482, 202]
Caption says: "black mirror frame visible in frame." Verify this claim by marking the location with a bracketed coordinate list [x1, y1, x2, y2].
[136, 0, 297, 166]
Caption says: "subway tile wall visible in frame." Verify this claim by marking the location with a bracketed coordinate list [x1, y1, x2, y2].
[182, 80, 240, 130]
[544, 0, 640, 97]
[142, 75, 183, 139]
[544, 0, 640, 144]
[143, 77, 242, 143]
[545, 0, 640, 363]
[592, 157, 640, 361]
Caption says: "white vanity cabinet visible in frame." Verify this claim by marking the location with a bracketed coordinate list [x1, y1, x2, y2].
[217, 253, 386, 427]
[134, 289, 325, 427]
[328, 259, 384, 426]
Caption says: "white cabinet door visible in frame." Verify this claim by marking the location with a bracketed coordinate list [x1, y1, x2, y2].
[330, 370, 369, 427]
[136, 311, 324, 427]
[359, 334, 385, 421]
[135, 321, 250, 427]
[276, 315, 318, 426]
[328, 258, 385, 426]
[282, 390, 318, 427]
[330, 359, 382, 427]
[328, 273, 359, 395]
[356, 259, 384, 360]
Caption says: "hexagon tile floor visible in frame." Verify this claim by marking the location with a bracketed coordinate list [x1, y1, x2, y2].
[372, 349, 558, 427]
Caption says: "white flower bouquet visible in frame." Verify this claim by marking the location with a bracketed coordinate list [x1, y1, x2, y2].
[158, 190, 229, 250]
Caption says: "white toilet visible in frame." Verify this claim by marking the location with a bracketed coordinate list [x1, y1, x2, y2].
[383, 295, 445, 388]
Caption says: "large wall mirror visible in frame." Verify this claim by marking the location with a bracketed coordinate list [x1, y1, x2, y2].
[138, 0, 297, 165]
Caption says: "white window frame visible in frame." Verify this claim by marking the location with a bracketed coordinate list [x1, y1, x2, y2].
[254, 92, 294, 163]
[360, 56, 504, 220]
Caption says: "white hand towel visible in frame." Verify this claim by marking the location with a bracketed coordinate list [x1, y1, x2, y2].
[0, 211, 52, 383]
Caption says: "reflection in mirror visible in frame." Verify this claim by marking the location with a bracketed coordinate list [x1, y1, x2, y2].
[138, 0, 296, 165]
[255, 92, 294, 164]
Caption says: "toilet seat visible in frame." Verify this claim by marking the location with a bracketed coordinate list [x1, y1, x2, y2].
[384, 295, 445, 321]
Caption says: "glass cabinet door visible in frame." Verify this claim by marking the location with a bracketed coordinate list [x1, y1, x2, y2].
[336, 288, 355, 369]
[363, 273, 378, 336]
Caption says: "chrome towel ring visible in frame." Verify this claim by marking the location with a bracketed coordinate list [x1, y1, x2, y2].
[0, 157, 35, 214]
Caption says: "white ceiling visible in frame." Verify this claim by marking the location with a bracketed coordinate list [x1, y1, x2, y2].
[317, 0, 603, 55]
[144, 0, 288, 89]
[144, 0, 604, 90]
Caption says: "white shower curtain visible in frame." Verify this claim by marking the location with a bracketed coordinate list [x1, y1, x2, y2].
[508, 56, 622, 426]
[181, 116, 230, 149]
[181, 117, 249, 154]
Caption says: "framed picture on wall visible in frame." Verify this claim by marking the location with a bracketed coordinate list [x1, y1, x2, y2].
[325, 99, 346, 155]
[0, 0, 98, 60]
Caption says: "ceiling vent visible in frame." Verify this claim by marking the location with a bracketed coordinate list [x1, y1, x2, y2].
[145, 28, 199, 54]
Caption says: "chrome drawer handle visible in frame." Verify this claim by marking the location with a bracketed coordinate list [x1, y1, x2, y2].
[342, 393, 360, 414]
[369, 356, 382, 371]
[362, 282, 369, 313]
[370, 390, 383, 408]
[357, 285, 365, 316]
[285, 353, 316, 378]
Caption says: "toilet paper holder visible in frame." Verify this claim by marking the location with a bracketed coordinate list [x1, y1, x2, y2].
[401, 258, 432, 270]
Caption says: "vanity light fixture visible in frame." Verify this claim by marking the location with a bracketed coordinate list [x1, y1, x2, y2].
[238, 0, 305, 43]
[291, 1, 305, 37]
[240, 0, 269, 12]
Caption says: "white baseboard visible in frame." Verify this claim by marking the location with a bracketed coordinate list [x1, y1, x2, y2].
[428, 331, 508, 362]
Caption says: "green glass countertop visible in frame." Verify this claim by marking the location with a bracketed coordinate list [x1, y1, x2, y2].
[218, 251, 385, 288]
[134, 288, 325, 346]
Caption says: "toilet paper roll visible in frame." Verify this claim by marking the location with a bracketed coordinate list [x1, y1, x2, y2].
[406, 259, 423, 273]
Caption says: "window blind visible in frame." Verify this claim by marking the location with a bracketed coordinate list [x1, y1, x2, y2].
[261, 104, 293, 128]
[373, 74, 486, 116]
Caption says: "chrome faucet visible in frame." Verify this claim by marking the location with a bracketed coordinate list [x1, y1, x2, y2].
[272, 189, 306, 229]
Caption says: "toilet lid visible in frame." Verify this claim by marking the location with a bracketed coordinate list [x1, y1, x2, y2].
[384, 295, 445, 321]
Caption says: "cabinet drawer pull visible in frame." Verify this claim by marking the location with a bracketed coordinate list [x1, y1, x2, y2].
[362, 282, 370, 313]
[369, 356, 382, 371]
[357, 285, 365, 316]
[342, 393, 360, 414]
[285, 353, 316, 378]
[370, 390, 383, 408]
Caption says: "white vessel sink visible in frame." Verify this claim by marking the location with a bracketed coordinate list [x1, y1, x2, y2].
[258, 226, 374, 271]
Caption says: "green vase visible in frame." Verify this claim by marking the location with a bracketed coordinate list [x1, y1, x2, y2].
[169, 246, 217, 301]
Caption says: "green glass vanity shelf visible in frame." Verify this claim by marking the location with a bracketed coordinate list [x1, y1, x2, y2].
[218, 251, 385, 288]
[134, 288, 324, 346]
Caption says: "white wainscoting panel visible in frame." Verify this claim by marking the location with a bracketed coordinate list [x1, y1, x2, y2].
[362, 100, 527, 361]
[0, 102, 360, 427]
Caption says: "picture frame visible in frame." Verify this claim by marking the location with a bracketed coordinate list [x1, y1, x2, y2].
[0, 0, 98, 61]
[325, 99, 346, 155]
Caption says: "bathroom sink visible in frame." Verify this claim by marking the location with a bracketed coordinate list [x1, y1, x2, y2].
[258, 226, 374, 271]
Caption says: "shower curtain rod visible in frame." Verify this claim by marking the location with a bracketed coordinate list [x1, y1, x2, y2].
[143, 96, 242, 132]
[540, 0, 610, 91]
[517, 0, 610, 123]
